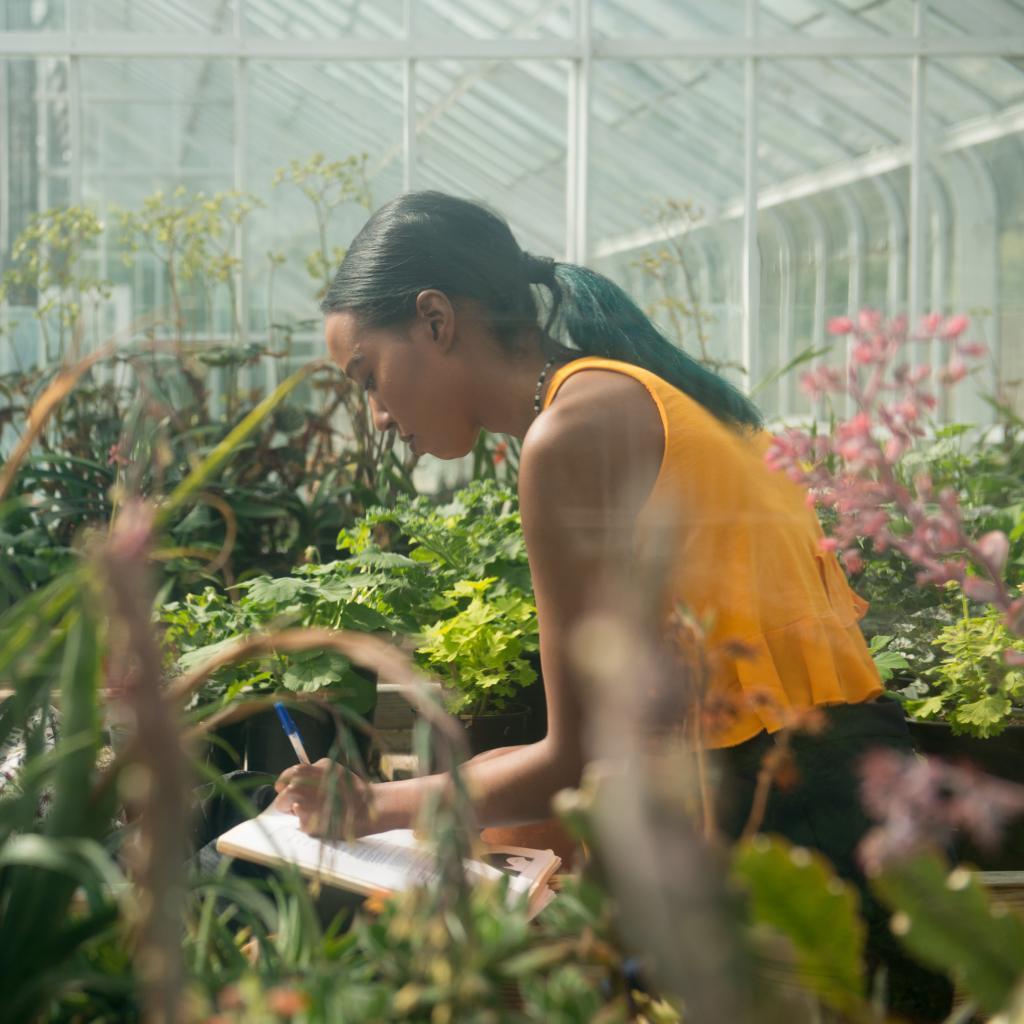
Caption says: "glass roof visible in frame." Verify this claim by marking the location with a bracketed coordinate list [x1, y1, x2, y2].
[2, 0, 1023, 420]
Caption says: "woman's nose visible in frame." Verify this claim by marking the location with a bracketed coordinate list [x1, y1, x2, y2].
[368, 395, 395, 433]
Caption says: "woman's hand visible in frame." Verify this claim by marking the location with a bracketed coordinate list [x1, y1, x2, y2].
[273, 758, 374, 838]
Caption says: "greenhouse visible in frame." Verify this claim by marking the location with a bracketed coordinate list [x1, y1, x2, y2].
[2, 2, 1024, 1023]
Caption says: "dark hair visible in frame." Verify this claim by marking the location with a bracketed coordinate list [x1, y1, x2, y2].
[322, 191, 762, 431]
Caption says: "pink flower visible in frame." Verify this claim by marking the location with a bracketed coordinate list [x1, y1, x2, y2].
[976, 530, 1010, 575]
[939, 314, 969, 340]
[962, 576, 1001, 604]
[884, 437, 907, 463]
[852, 342, 874, 365]
[107, 442, 129, 468]
[858, 309, 882, 332]
[858, 750, 1024, 873]
[1006, 598, 1024, 635]
[827, 316, 854, 335]
[267, 987, 310, 1015]
[915, 559, 966, 587]
[941, 354, 967, 383]
[958, 341, 989, 359]
[799, 371, 822, 400]
[920, 312, 942, 336]
[818, 537, 838, 553]
[1005, 650, 1024, 667]
[842, 549, 864, 574]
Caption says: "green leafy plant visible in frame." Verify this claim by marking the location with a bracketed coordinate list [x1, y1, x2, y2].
[905, 596, 1024, 736]
[164, 481, 540, 718]
[339, 480, 540, 715]
[418, 578, 539, 715]
[871, 854, 1024, 1018]
[866, 634, 911, 684]
[732, 835, 867, 1016]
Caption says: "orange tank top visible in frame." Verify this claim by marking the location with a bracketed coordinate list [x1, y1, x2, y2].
[543, 356, 882, 748]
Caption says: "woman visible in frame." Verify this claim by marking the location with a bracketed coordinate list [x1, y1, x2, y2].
[276, 191, 949, 1020]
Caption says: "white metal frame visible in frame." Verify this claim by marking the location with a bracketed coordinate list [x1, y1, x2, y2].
[1, 32, 1020, 60]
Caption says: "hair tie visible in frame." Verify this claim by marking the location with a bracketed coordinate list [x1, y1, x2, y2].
[522, 251, 557, 287]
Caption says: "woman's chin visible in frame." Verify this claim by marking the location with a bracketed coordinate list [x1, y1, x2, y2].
[433, 436, 477, 461]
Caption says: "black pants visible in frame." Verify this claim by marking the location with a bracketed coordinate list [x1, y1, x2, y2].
[715, 698, 954, 1022]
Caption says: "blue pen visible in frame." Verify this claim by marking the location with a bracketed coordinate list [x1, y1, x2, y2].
[274, 702, 311, 765]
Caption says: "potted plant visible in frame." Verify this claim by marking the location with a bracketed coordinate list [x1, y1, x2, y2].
[901, 595, 1024, 750]
[416, 577, 540, 753]
[338, 480, 543, 753]
[162, 581, 380, 774]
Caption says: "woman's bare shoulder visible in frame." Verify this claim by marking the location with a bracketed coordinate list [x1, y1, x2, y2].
[518, 366, 664, 521]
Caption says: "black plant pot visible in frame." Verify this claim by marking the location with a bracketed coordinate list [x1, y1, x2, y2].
[518, 655, 548, 744]
[243, 704, 342, 776]
[202, 719, 247, 775]
[907, 718, 1024, 869]
[458, 704, 535, 757]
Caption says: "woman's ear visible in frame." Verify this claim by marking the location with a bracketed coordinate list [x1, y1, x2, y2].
[415, 289, 455, 351]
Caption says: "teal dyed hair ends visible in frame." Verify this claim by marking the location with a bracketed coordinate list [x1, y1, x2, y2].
[546, 262, 763, 431]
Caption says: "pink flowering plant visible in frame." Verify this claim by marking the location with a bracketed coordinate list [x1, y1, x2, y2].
[766, 312, 1024, 716]
[761, 312, 1024, 1017]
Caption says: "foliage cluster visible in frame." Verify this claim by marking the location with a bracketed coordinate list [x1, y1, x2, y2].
[163, 481, 539, 717]
[0, 344, 416, 610]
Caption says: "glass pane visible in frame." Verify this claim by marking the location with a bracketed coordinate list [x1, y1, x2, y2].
[931, 57, 1024, 122]
[761, 0, 913, 36]
[243, 0, 405, 40]
[752, 59, 910, 418]
[760, 58, 910, 183]
[1, 0, 65, 30]
[591, 60, 746, 387]
[79, 0, 236, 33]
[416, 0, 572, 38]
[77, 59, 235, 343]
[415, 60, 568, 258]
[928, 56, 1024, 421]
[594, 0, 746, 39]
[927, 0, 1024, 36]
[1, 56, 72, 371]
[81, 58, 234, 186]
[246, 60, 405, 345]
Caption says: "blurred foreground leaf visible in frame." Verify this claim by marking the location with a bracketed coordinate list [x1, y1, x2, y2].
[732, 835, 866, 1014]
[872, 853, 1024, 1016]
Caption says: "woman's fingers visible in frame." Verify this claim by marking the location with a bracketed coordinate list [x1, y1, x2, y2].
[274, 761, 329, 792]
[272, 760, 368, 837]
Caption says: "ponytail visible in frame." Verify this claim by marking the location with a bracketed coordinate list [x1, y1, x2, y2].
[540, 261, 763, 431]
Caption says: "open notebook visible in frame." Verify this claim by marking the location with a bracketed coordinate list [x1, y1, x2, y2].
[216, 807, 561, 917]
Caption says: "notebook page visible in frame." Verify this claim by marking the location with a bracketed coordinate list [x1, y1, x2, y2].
[216, 808, 534, 900]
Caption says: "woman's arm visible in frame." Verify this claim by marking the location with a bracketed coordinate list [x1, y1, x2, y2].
[280, 369, 664, 835]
